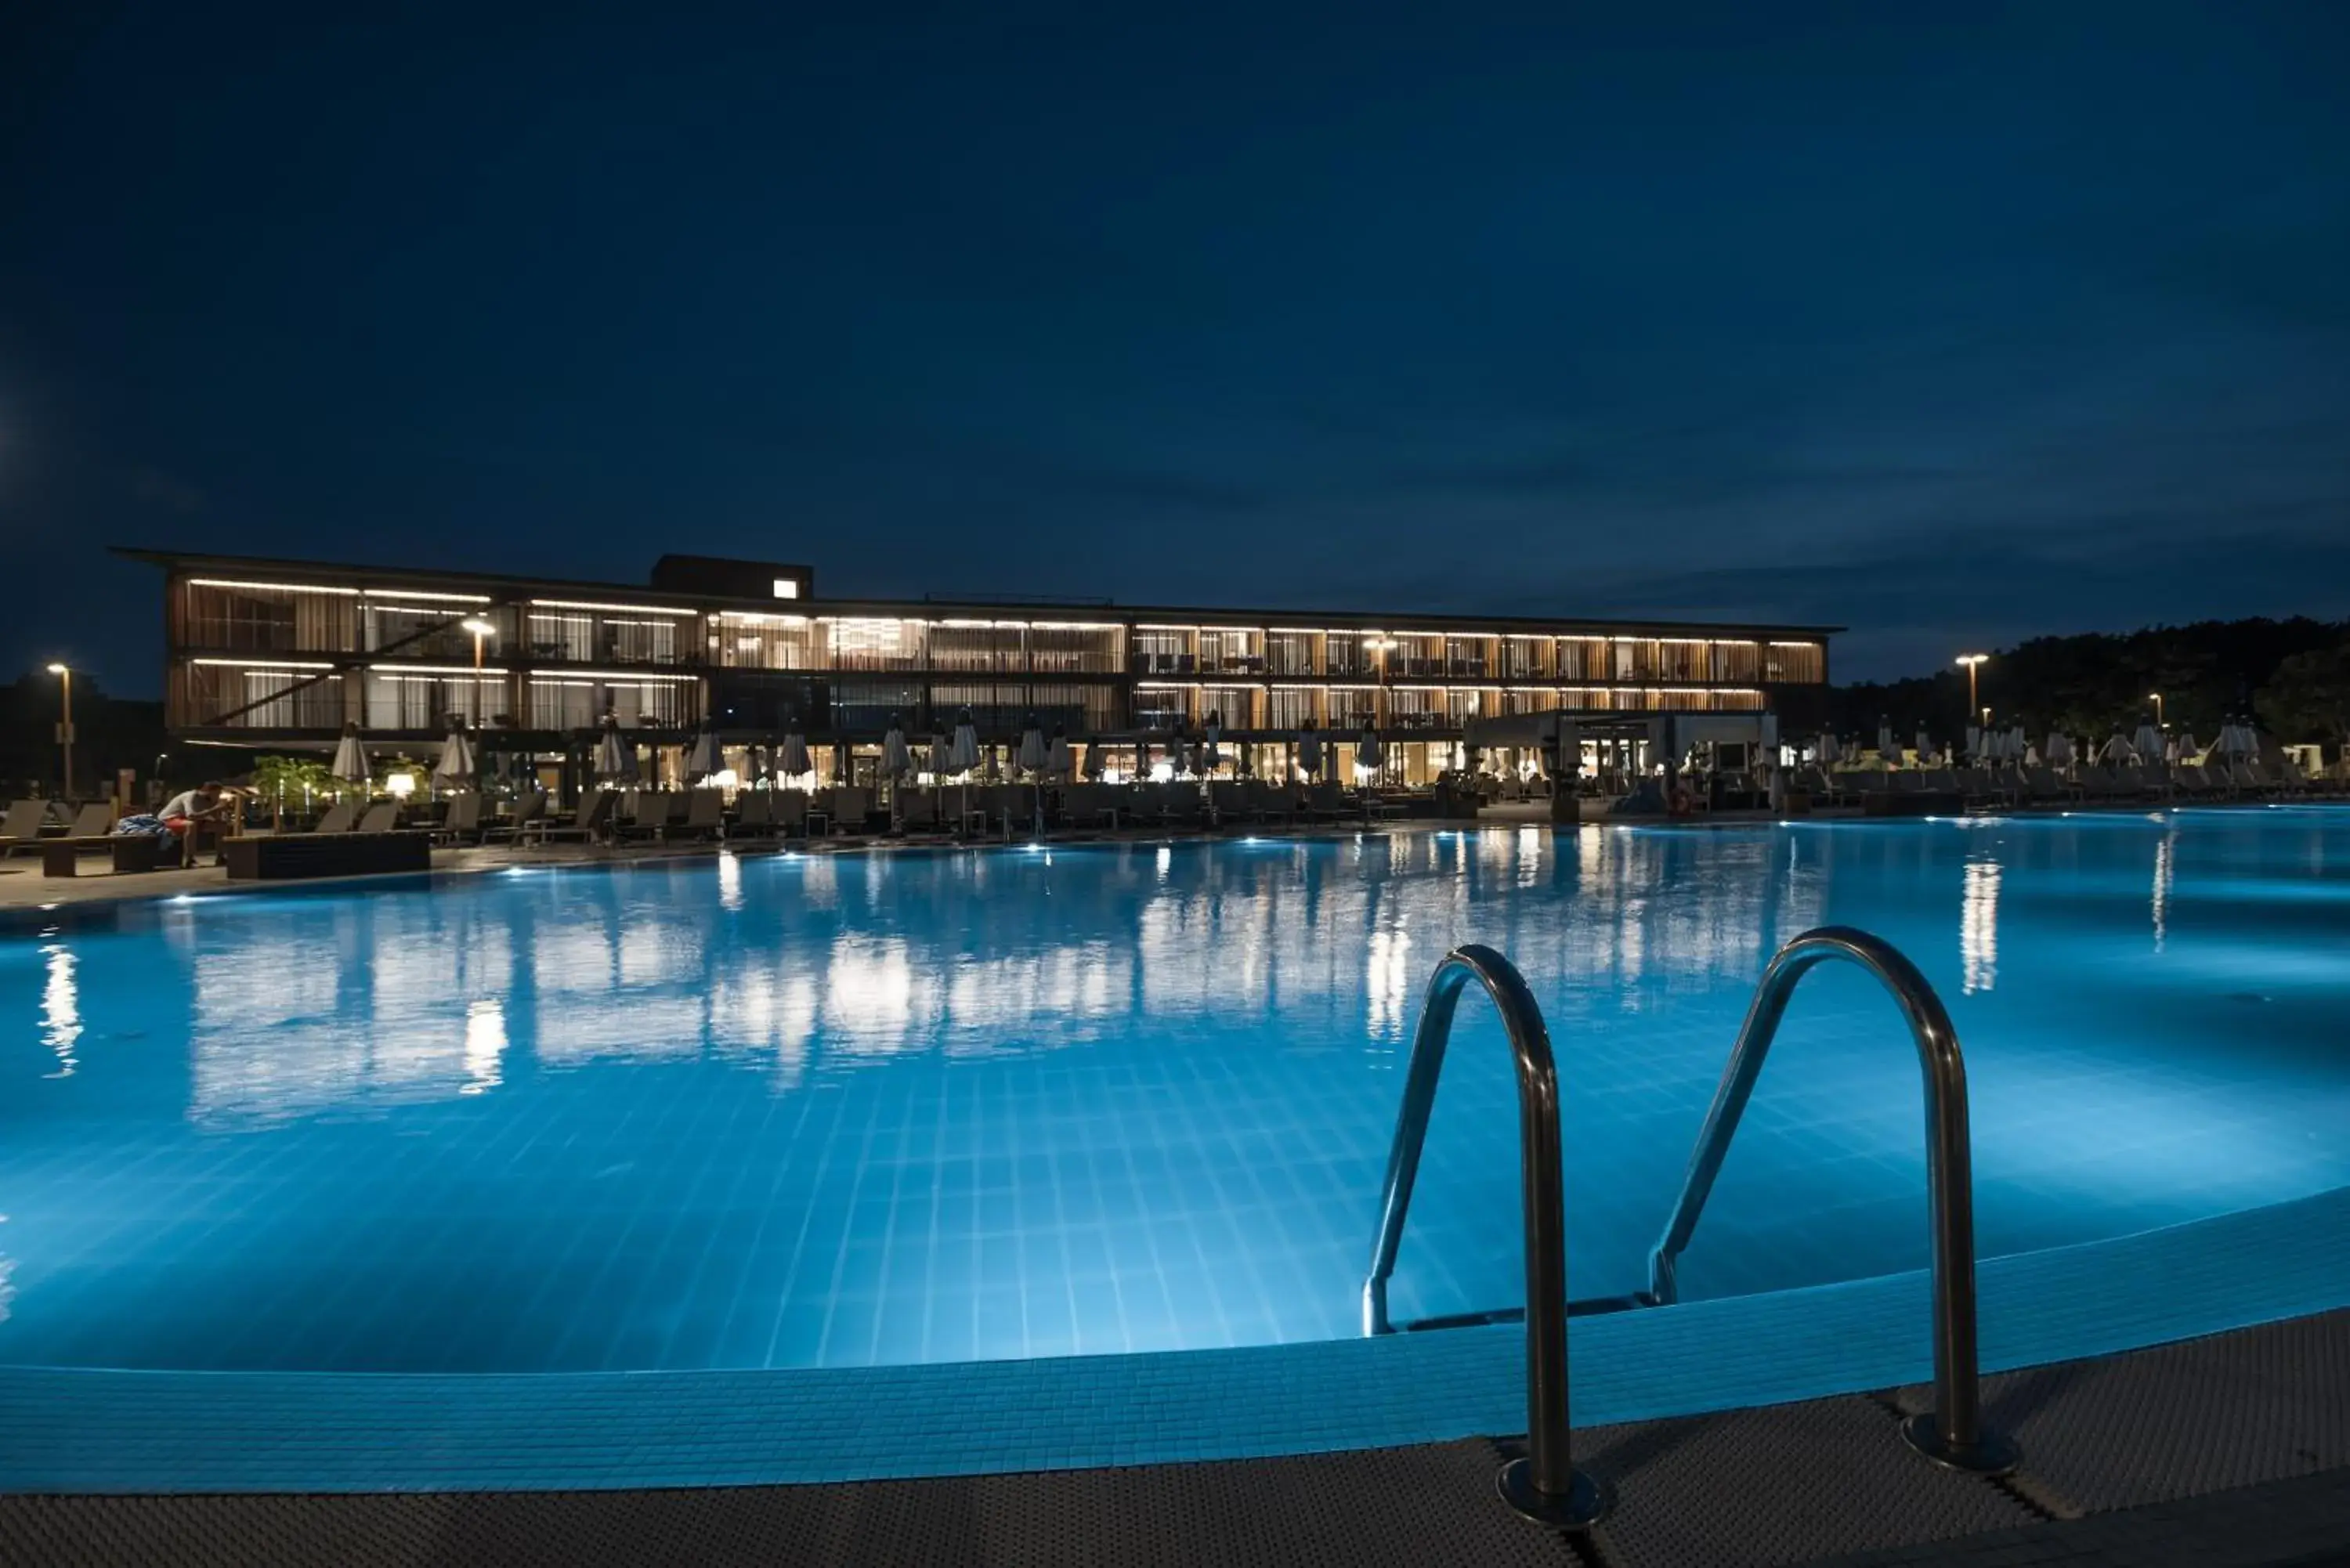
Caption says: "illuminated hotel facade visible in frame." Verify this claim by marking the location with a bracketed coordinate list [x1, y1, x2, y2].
[125, 550, 1835, 782]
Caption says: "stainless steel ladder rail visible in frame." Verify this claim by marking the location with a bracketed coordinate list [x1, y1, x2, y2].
[1646, 925, 2019, 1475]
[1363, 944, 1603, 1529]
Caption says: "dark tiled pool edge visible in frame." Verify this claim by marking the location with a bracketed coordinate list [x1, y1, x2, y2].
[3, 1185, 2344, 1494]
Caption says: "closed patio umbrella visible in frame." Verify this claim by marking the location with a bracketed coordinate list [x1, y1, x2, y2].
[594, 716, 638, 784]
[1357, 724, 1383, 782]
[2131, 722, 2164, 764]
[1202, 710, 1223, 778]
[2174, 731, 2200, 764]
[1915, 727, 1933, 764]
[1047, 728, 1074, 779]
[778, 728, 813, 783]
[432, 720, 477, 787]
[881, 717, 913, 779]
[1817, 731, 1839, 767]
[2098, 732, 2131, 765]
[1167, 734, 1191, 778]
[1297, 724, 1324, 781]
[926, 734, 952, 778]
[1015, 717, 1048, 779]
[1083, 738, 1105, 780]
[685, 721, 723, 782]
[948, 713, 980, 775]
[2044, 733, 2072, 768]
[1876, 719, 1897, 765]
[331, 721, 369, 788]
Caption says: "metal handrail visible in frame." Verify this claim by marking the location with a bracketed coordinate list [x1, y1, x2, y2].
[1646, 926, 2018, 1476]
[1364, 944, 1602, 1529]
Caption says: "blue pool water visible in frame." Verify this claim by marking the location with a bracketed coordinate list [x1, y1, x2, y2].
[2, 810, 2346, 1376]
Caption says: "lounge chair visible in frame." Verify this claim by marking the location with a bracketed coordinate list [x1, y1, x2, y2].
[42, 804, 120, 845]
[355, 804, 401, 833]
[483, 792, 548, 842]
[898, 788, 939, 833]
[824, 787, 872, 833]
[310, 801, 360, 835]
[529, 791, 617, 844]
[0, 799, 50, 855]
[671, 789, 724, 840]
[733, 789, 776, 839]
[435, 793, 486, 845]
[1163, 781, 1204, 825]
[1209, 781, 1250, 822]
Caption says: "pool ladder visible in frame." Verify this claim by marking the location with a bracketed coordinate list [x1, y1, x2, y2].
[1364, 926, 2018, 1530]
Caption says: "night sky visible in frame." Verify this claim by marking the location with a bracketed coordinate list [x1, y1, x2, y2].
[4, 5, 2347, 695]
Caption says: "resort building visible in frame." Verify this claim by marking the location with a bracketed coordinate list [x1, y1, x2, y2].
[122, 549, 1835, 786]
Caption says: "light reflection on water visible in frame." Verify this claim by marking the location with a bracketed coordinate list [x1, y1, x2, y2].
[2, 813, 2348, 1375]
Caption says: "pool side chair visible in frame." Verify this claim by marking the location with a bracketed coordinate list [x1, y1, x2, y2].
[355, 804, 402, 833]
[435, 793, 485, 844]
[484, 792, 548, 842]
[0, 799, 49, 855]
[897, 788, 938, 834]
[672, 789, 725, 840]
[733, 789, 776, 839]
[43, 803, 120, 845]
[309, 800, 360, 835]
[530, 790, 617, 844]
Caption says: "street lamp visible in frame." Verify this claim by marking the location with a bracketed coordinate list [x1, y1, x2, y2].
[2149, 692, 2164, 727]
[461, 617, 498, 725]
[1954, 653, 1988, 717]
[45, 663, 74, 799]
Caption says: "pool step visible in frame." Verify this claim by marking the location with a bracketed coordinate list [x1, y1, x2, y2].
[1397, 1292, 1651, 1334]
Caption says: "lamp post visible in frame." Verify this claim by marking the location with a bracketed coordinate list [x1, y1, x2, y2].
[2149, 692, 2164, 728]
[461, 617, 497, 724]
[45, 663, 74, 798]
[1954, 654, 1987, 719]
[1363, 637, 1397, 782]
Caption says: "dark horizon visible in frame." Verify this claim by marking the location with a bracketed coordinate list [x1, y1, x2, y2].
[5, 6, 2348, 699]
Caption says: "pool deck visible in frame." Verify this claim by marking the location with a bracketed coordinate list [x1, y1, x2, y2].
[4, 1305, 2343, 1566]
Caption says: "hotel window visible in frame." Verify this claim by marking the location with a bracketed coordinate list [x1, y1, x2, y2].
[181, 581, 357, 654]
[1264, 632, 1317, 676]
[1198, 685, 1258, 730]
[1447, 688, 1488, 725]
[1612, 639, 1654, 680]
[175, 664, 347, 730]
[933, 623, 1022, 674]
[1712, 641, 1760, 681]
[1656, 640, 1708, 682]
[1443, 637, 1491, 678]
[1505, 688, 1563, 715]
[1197, 628, 1261, 675]
[830, 618, 927, 672]
[1762, 642, 1824, 683]
[1028, 624, 1120, 674]
[1324, 636, 1372, 677]
[1131, 686, 1188, 729]
[1327, 686, 1378, 727]
[1265, 687, 1318, 729]
[526, 677, 692, 730]
[929, 681, 1031, 733]
[1386, 687, 1444, 730]
[1499, 637, 1550, 679]
[1554, 637, 1607, 681]
[1026, 681, 1120, 734]
[1130, 629, 1191, 676]
[363, 671, 506, 730]
[1390, 634, 1443, 679]
[715, 616, 822, 670]
[831, 680, 924, 733]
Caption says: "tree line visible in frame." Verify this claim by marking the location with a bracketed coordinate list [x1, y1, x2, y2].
[1817, 617, 2350, 748]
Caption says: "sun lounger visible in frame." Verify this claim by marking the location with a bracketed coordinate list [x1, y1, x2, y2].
[529, 790, 617, 844]
[669, 789, 724, 840]
[308, 801, 360, 835]
[1162, 782, 1203, 824]
[897, 788, 938, 833]
[823, 787, 872, 833]
[733, 789, 776, 838]
[355, 804, 401, 833]
[483, 792, 547, 841]
[0, 799, 51, 855]
[434, 793, 486, 845]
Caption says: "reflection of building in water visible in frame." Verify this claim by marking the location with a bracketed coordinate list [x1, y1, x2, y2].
[40, 943, 81, 1078]
[1365, 923, 1415, 1041]
[461, 999, 508, 1095]
[1961, 860, 2001, 994]
[2151, 833, 2175, 953]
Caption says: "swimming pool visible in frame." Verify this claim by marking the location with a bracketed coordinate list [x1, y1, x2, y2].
[2, 810, 2346, 1379]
